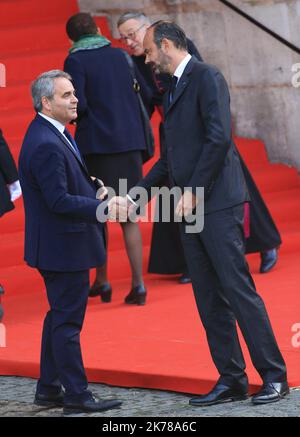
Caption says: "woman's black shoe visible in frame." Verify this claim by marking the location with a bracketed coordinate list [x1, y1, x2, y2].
[124, 285, 147, 305]
[89, 282, 112, 302]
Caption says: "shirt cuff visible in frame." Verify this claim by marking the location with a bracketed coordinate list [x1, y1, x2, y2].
[126, 194, 138, 207]
[8, 180, 22, 202]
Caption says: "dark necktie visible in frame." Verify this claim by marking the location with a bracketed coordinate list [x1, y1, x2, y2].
[169, 75, 178, 105]
[63, 128, 83, 163]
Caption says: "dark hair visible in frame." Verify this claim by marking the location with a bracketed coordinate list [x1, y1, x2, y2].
[150, 21, 188, 51]
[66, 12, 98, 42]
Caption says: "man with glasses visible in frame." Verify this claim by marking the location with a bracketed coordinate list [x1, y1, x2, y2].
[118, 12, 202, 117]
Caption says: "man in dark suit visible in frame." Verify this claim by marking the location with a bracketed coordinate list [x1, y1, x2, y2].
[18, 70, 121, 415]
[110, 21, 288, 406]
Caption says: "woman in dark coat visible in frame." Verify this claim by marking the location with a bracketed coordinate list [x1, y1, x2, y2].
[64, 13, 151, 305]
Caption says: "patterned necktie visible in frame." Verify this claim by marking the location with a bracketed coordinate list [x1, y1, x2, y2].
[63, 128, 83, 163]
[169, 75, 178, 105]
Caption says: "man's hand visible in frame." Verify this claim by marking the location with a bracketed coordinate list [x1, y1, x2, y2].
[91, 177, 108, 201]
[108, 196, 129, 222]
[175, 190, 199, 218]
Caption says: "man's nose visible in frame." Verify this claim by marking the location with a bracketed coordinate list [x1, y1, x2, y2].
[127, 35, 138, 45]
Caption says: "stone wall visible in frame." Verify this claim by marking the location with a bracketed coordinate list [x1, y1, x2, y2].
[78, 0, 300, 170]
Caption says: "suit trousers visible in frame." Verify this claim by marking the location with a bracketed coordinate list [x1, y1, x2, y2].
[179, 204, 287, 388]
[37, 269, 92, 403]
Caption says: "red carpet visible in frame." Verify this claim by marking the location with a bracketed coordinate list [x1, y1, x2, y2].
[0, 1, 299, 394]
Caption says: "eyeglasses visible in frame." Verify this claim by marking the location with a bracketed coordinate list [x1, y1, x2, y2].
[120, 24, 145, 42]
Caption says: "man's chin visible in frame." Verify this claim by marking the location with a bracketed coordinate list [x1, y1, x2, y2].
[133, 49, 144, 57]
[154, 66, 165, 74]
[70, 111, 78, 120]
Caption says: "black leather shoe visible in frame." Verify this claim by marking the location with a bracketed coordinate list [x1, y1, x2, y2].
[189, 383, 248, 407]
[63, 396, 122, 415]
[34, 391, 64, 408]
[260, 248, 278, 273]
[178, 274, 192, 284]
[124, 285, 146, 305]
[252, 382, 289, 405]
[89, 282, 112, 302]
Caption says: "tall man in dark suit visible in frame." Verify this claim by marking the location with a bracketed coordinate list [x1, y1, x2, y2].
[18, 70, 121, 415]
[110, 22, 288, 406]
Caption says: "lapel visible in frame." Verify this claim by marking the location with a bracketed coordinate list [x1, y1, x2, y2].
[36, 114, 90, 176]
[164, 56, 197, 117]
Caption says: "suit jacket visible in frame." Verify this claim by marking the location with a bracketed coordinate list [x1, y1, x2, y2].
[137, 57, 249, 215]
[64, 46, 147, 156]
[0, 128, 19, 217]
[18, 115, 106, 271]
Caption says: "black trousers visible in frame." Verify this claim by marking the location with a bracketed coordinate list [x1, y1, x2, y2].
[37, 269, 92, 403]
[179, 204, 287, 387]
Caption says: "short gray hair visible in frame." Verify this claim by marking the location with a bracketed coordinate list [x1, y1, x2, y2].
[31, 70, 72, 112]
[117, 11, 151, 28]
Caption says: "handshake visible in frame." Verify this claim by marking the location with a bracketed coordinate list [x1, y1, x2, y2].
[94, 177, 200, 224]
[93, 177, 138, 223]
[107, 196, 136, 222]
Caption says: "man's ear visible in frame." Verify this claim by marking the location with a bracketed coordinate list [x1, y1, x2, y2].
[161, 38, 171, 51]
[41, 96, 51, 112]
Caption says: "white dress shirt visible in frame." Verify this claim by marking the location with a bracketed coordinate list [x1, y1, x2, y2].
[8, 180, 22, 202]
[173, 53, 192, 82]
[38, 112, 77, 152]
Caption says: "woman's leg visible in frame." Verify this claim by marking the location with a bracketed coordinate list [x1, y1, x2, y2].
[120, 221, 144, 288]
